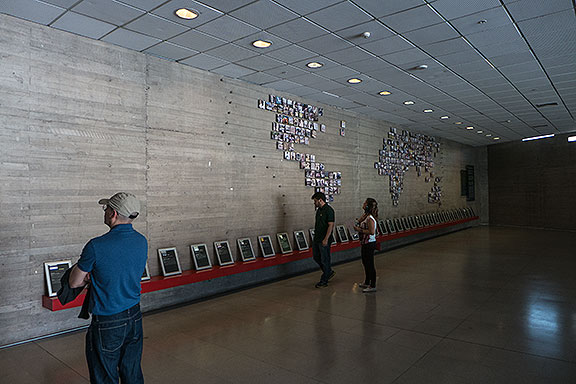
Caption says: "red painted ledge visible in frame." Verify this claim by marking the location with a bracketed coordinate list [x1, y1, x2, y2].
[43, 217, 478, 311]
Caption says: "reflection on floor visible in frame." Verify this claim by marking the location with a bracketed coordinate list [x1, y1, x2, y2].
[2, 226, 576, 383]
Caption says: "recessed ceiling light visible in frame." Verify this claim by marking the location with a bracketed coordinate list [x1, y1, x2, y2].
[466, 126, 474, 130]
[522, 133, 555, 142]
[378, 91, 391, 95]
[477, 130, 483, 134]
[252, 40, 272, 48]
[423, 109, 433, 113]
[477, 19, 487, 24]
[175, 8, 198, 19]
[440, 116, 449, 119]
[306, 62, 323, 68]
[568, 136, 576, 142]
[347, 78, 362, 84]
[454, 121, 463, 125]
[403, 100, 415, 105]
[486, 134, 492, 137]
[493, 137, 500, 140]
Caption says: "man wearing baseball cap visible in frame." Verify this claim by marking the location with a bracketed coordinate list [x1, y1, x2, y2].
[69, 192, 148, 384]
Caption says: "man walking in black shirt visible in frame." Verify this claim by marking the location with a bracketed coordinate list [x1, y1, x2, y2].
[311, 192, 335, 288]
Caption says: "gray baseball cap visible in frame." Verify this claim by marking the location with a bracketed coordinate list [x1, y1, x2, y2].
[98, 192, 140, 219]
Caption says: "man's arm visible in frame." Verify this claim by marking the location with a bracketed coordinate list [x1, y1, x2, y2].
[69, 265, 89, 289]
[322, 222, 334, 246]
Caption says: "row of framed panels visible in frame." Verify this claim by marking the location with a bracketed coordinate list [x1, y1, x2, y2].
[44, 208, 475, 295]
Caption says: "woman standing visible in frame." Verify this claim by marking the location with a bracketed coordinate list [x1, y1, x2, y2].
[354, 198, 378, 293]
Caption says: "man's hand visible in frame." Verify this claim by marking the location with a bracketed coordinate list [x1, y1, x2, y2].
[322, 239, 328, 246]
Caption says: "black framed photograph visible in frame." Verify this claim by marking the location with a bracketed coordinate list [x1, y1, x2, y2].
[349, 227, 360, 241]
[336, 225, 349, 243]
[214, 241, 234, 266]
[385, 219, 396, 234]
[393, 218, 404, 232]
[378, 219, 388, 235]
[409, 216, 417, 229]
[190, 244, 212, 271]
[258, 235, 276, 258]
[141, 263, 150, 281]
[293, 230, 309, 251]
[276, 232, 293, 254]
[158, 247, 182, 277]
[237, 238, 256, 262]
[44, 260, 72, 297]
[415, 215, 423, 227]
[401, 217, 410, 231]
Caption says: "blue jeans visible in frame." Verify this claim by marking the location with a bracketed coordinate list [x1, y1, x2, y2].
[312, 241, 333, 283]
[86, 304, 144, 384]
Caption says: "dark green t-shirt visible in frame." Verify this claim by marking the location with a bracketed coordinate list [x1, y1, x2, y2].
[314, 203, 335, 243]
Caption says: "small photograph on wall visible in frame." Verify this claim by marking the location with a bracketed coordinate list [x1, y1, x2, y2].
[158, 247, 182, 277]
[309, 228, 315, 242]
[141, 263, 150, 281]
[336, 225, 349, 243]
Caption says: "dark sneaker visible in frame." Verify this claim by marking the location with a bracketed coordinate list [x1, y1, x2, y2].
[315, 281, 328, 288]
[328, 271, 336, 281]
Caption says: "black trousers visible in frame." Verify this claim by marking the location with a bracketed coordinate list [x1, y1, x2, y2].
[361, 242, 377, 287]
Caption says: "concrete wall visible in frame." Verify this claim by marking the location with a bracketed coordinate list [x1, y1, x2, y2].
[488, 133, 576, 230]
[0, 14, 486, 346]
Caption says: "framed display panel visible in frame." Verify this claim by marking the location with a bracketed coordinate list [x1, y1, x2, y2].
[190, 244, 212, 271]
[378, 219, 388, 235]
[470, 207, 476, 216]
[394, 218, 404, 232]
[237, 238, 256, 261]
[443, 212, 449, 222]
[450, 211, 456, 221]
[427, 214, 434, 225]
[258, 235, 276, 258]
[293, 230, 309, 251]
[141, 263, 150, 281]
[401, 217, 410, 231]
[214, 241, 235, 266]
[349, 227, 360, 241]
[44, 260, 72, 297]
[336, 225, 349, 243]
[432, 213, 440, 224]
[415, 215, 423, 228]
[276, 233, 293, 254]
[331, 229, 337, 245]
[309, 228, 315, 243]
[158, 247, 182, 277]
[409, 216, 417, 229]
[385, 219, 396, 233]
[422, 215, 430, 226]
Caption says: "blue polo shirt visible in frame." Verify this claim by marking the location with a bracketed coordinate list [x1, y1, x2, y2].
[78, 224, 148, 316]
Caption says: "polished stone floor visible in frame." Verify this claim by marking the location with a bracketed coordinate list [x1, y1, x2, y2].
[2, 226, 576, 383]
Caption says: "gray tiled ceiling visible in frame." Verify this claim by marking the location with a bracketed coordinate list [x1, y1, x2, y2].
[1, 0, 574, 146]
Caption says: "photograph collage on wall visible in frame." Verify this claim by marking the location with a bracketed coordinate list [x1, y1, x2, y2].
[258, 94, 342, 202]
[374, 127, 441, 206]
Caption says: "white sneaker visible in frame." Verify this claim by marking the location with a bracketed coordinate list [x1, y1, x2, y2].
[362, 287, 377, 293]
[357, 283, 369, 288]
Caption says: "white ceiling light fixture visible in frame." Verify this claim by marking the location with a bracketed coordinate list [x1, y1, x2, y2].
[477, 130, 483, 134]
[522, 134, 555, 142]
[454, 121, 463, 125]
[493, 137, 500, 140]
[252, 40, 272, 48]
[306, 62, 323, 68]
[466, 126, 474, 130]
[568, 136, 576, 142]
[423, 109, 433, 113]
[486, 134, 492, 137]
[440, 116, 449, 119]
[347, 78, 362, 84]
[378, 91, 391, 95]
[175, 8, 198, 19]
[403, 100, 415, 105]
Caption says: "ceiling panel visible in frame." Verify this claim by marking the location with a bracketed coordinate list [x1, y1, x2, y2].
[124, 14, 189, 40]
[52, 11, 116, 39]
[333, 20, 395, 44]
[299, 33, 354, 55]
[430, 0, 501, 20]
[235, 55, 285, 71]
[193, 0, 255, 13]
[71, 0, 145, 26]
[114, 0, 167, 12]
[144, 41, 198, 61]
[211, 63, 255, 77]
[305, 2, 372, 31]
[204, 43, 258, 62]
[229, 0, 299, 29]
[197, 15, 259, 41]
[101, 28, 161, 51]
[273, 0, 343, 16]
[238, 71, 280, 85]
[267, 17, 328, 43]
[353, 0, 429, 18]
[179, 53, 228, 69]
[380, 5, 445, 33]
[0, 0, 65, 25]
[168, 29, 226, 51]
[403, 22, 460, 45]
